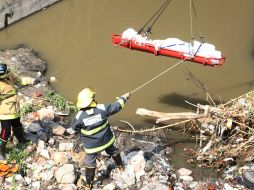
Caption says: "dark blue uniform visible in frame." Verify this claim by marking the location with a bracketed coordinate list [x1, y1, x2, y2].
[71, 96, 127, 167]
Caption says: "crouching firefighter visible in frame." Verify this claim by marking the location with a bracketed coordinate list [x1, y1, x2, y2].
[71, 88, 131, 189]
[0, 62, 36, 163]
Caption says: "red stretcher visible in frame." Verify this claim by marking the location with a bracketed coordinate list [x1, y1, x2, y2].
[112, 34, 225, 67]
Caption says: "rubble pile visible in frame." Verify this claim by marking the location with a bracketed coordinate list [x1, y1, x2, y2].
[189, 91, 254, 170]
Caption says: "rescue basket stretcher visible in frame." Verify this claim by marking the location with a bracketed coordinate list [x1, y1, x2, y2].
[112, 34, 225, 67]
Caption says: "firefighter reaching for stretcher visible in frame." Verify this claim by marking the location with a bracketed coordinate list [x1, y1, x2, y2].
[71, 88, 131, 190]
[0, 61, 38, 163]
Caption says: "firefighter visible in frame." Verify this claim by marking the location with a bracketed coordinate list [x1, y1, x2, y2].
[71, 88, 131, 189]
[0, 62, 36, 163]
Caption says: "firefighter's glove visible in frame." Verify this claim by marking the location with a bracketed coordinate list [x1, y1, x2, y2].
[122, 92, 131, 100]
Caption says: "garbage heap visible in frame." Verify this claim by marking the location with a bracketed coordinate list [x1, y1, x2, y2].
[186, 91, 254, 189]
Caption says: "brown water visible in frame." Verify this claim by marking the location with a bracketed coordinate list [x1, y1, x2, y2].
[0, 0, 253, 176]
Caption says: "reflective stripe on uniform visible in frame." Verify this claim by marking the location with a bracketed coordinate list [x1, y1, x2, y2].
[84, 135, 115, 154]
[0, 113, 19, 120]
[117, 98, 125, 108]
[81, 121, 109, 136]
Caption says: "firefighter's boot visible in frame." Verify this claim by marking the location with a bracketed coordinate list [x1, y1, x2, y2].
[12, 125, 29, 144]
[0, 141, 7, 164]
[82, 167, 95, 190]
[112, 153, 125, 172]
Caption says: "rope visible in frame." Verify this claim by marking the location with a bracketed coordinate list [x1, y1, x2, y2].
[114, 120, 190, 133]
[51, 40, 129, 78]
[131, 57, 189, 94]
[189, 0, 194, 42]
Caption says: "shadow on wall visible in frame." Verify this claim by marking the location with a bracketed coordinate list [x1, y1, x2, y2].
[158, 92, 222, 110]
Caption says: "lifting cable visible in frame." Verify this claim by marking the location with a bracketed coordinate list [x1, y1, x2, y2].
[138, 0, 172, 35]
[189, 0, 205, 56]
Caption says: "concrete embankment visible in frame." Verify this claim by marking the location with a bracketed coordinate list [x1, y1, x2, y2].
[0, 0, 61, 29]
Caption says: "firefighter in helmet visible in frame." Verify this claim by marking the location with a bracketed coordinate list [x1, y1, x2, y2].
[71, 88, 131, 189]
[0, 61, 36, 163]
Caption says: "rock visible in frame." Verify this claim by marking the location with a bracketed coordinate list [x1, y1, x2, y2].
[36, 156, 48, 164]
[102, 182, 116, 190]
[26, 122, 42, 133]
[178, 168, 192, 176]
[37, 106, 55, 121]
[24, 177, 32, 185]
[128, 150, 146, 181]
[53, 152, 70, 164]
[48, 137, 55, 145]
[54, 108, 70, 116]
[59, 142, 74, 151]
[0, 48, 46, 75]
[113, 165, 135, 187]
[15, 174, 23, 181]
[179, 175, 194, 185]
[55, 164, 76, 184]
[33, 89, 42, 97]
[188, 181, 199, 189]
[165, 146, 173, 155]
[40, 149, 50, 159]
[37, 140, 46, 153]
[40, 170, 54, 181]
[52, 123, 66, 136]
[66, 127, 76, 135]
[72, 151, 86, 167]
[25, 133, 40, 143]
[38, 131, 48, 141]
[224, 183, 233, 190]
[140, 182, 169, 190]
[32, 181, 41, 189]
[0, 177, 4, 184]
[24, 144, 36, 154]
[97, 159, 107, 171]
[60, 184, 75, 190]
[144, 160, 153, 172]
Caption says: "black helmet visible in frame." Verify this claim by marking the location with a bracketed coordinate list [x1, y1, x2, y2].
[0, 62, 9, 78]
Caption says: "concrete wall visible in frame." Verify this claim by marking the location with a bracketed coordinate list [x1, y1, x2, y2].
[0, 0, 61, 29]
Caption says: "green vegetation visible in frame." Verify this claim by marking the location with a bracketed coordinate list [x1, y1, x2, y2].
[6, 143, 31, 170]
[2, 143, 32, 190]
[20, 103, 40, 116]
[45, 91, 78, 112]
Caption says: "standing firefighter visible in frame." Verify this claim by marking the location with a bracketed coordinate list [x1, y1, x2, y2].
[0, 62, 35, 163]
[71, 88, 131, 190]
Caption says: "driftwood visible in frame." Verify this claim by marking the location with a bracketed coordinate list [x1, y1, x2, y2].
[136, 108, 209, 123]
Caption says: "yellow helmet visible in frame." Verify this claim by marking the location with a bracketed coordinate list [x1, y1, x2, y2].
[77, 88, 96, 108]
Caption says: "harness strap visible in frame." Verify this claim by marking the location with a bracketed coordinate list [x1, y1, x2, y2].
[0, 89, 17, 101]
